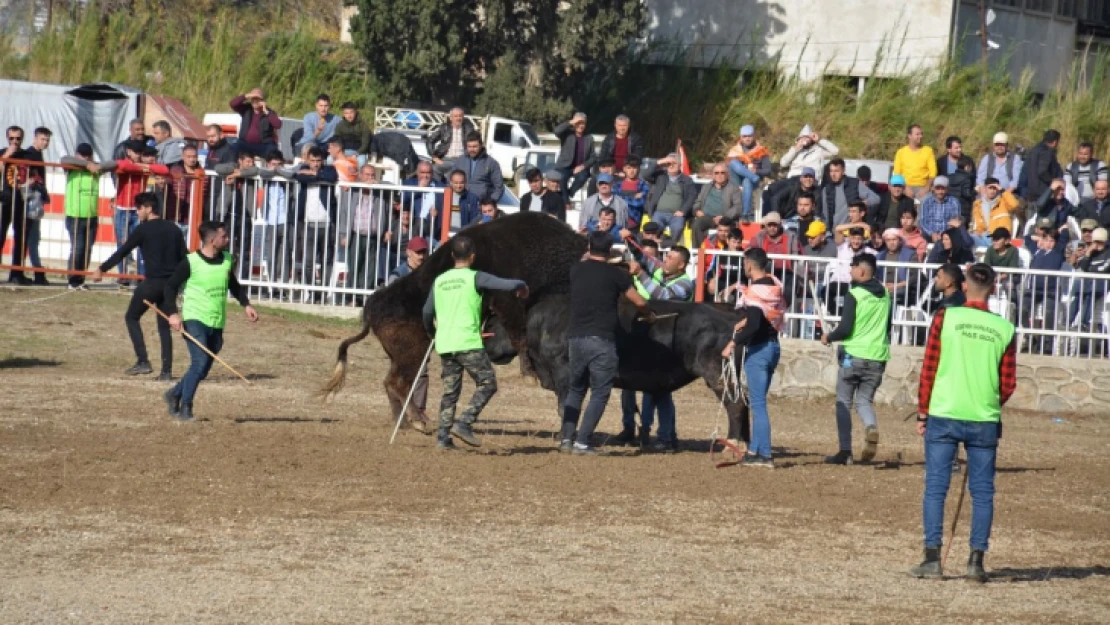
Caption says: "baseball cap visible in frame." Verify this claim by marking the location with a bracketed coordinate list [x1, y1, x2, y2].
[739, 125, 755, 137]
[1093, 228, 1109, 243]
[800, 167, 816, 178]
[762, 211, 782, 225]
[75, 142, 94, 158]
[991, 227, 1011, 241]
[407, 237, 428, 252]
[993, 132, 1008, 144]
[596, 173, 613, 184]
[933, 176, 949, 188]
[805, 220, 827, 238]
[889, 174, 906, 187]
[1036, 216, 1055, 230]
[545, 169, 563, 182]
[984, 177, 1000, 187]
[1081, 218, 1099, 231]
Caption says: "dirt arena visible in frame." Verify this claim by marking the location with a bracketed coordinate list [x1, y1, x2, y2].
[1, 288, 1108, 624]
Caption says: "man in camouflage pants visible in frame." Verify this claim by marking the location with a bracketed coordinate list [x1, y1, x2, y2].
[422, 235, 529, 449]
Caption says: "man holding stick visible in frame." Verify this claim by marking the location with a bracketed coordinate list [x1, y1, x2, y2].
[911, 263, 1017, 583]
[93, 192, 187, 379]
[162, 221, 259, 421]
[422, 235, 528, 450]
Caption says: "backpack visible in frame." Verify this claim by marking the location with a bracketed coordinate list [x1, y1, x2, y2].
[24, 184, 44, 220]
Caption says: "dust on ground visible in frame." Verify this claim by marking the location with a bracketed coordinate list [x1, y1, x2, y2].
[1, 289, 1107, 624]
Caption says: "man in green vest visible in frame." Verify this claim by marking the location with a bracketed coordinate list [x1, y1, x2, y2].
[911, 263, 1017, 583]
[60, 143, 117, 289]
[422, 235, 529, 450]
[821, 252, 891, 465]
[162, 221, 259, 421]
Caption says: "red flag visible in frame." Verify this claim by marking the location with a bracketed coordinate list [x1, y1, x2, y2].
[676, 138, 691, 176]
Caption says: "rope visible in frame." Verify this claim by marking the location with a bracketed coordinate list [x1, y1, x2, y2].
[10, 289, 74, 305]
[709, 352, 749, 468]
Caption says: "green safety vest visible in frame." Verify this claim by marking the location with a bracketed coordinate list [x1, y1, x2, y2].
[928, 306, 1015, 422]
[841, 286, 891, 362]
[433, 267, 484, 354]
[65, 170, 100, 218]
[634, 268, 692, 302]
[182, 252, 233, 329]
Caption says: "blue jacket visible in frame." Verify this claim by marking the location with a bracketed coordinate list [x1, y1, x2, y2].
[454, 149, 504, 201]
[455, 190, 482, 227]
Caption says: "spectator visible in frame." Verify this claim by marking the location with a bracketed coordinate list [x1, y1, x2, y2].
[229, 88, 282, 158]
[579, 172, 628, 233]
[334, 102, 373, 166]
[387, 237, 429, 284]
[1066, 142, 1107, 202]
[691, 162, 743, 245]
[892, 124, 937, 199]
[802, 220, 837, 259]
[1023, 129, 1063, 201]
[13, 127, 51, 285]
[542, 170, 568, 222]
[114, 139, 170, 282]
[448, 170, 482, 228]
[833, 201, 873, 245]
[640, 221, 663, 247]
[779, 124, 839, 181]
[1070, 219, 1099, 263]
[1076, 180, 1110, 227]
[298, 94, 339, 152]
[256, 151, 297, 290]
[587, 207, 623, 244]
[478, 196, 504, 223]
[826, 227, 877, 316]
[877, 229, 920, 304]
[454, 131, 504, 202]
[369, 130, 421, 179]
[984, 227, 1021, 269]
[213, 151, 262, 279]
[750, 211, 801, 294]
[327, 137, 358, 183]
[881, 174, 915, 230]
[59, 143, 117, 289]
[936, 136, 963, 176]
[818, 157, 879, 227]
[1030, 178, 1078, 242]
[927, 227, 975, 265]
[726, 124, 772, 218]
[426, 106, 474, 181]
[764, 165, 819, 219]
[855, 166, 887, 232]
[553, 112, 595, 201]
[202, 125, 236, 170]
[598, 115, 644, 174]
[1022, 226, 1067, 341]
[616, 157, 651, 233]
[705, 217, 735, 250]
[381, 207, 418, 283]
[898, 207, 929, 261]
[948, 155, 979, 225]
[976, 131, 1022, 194]
[646, 154, 696, 246]
[869, 228, 885, 253]
[585, 159, 617, 197]
[400, 161, 444, 232]
[167, 144, 204, 234]
[293, 147, 339, 289]
[349, 164, 387, 290]
[113, 119, 153, 161]
[707, 227, 747, 302]
[519, 168, 545, 212]
[930, 263, 966, 311]
[151, 120, 186, 167]
[783, 191, 821, 246]
[971, 177, 1019, 246]
[919, 176, 962, 243]
[1068, 227, 1110, 329]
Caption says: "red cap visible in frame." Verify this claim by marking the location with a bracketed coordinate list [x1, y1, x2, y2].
[407, 237, 428, 252]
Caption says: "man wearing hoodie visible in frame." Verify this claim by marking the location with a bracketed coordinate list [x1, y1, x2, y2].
[779, 125, 839, 181]
[821, 252, 892, 466]
[454, 132, 504, 202]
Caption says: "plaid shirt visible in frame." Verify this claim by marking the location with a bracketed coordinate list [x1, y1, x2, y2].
[918, 301, 1018, 415]
[918, 194, 962, 238]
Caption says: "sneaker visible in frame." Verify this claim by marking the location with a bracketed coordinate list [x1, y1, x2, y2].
[450, 422, 482, 447]
[163, 388, 180, 418]
[650, 439, 679, 454]
[67, 283, 89, 291]
[966, 549, 988, 584]
[740, 453, 774, 468]
[612, 427, 637, 446]
[910, 547, 943, 579]
[572, 443, 605, 456]
[825, 450, 855, 465]
[559, 439, 574, 454]
[125, 361, 154, 376]
[860, 426, 880, 463]
[173, 403, 195, 422]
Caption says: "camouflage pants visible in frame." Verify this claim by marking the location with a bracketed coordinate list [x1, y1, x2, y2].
[438, 349, 498, 430]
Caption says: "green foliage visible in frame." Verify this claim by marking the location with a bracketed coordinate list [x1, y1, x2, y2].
[473, 52, 573, 127]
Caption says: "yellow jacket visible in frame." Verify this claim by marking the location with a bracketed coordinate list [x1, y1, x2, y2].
[971, 190, 1020, 235]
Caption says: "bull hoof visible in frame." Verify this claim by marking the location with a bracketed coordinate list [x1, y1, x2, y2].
[408, 416, 433, 435]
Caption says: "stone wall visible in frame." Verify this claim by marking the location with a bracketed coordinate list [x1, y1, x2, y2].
[769, 339, 1110, 415]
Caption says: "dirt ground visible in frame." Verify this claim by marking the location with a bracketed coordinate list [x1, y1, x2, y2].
[1, 288, 1108, 625]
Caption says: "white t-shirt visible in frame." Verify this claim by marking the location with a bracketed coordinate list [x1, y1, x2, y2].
[304, 185, 329, 223]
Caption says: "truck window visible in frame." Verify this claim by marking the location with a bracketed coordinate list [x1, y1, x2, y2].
[493, 123, 512, 145]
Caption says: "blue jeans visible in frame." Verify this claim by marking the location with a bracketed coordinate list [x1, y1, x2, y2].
[65, 216, 97, 286]
[651, 211, 686, 244]
[562, 336, 619, 445]
[620, 389, 655, 433]
[743, 339, 781, 457]
[1067, 279, 1106, 327]
[650, 392, 677, 443]
[114, 208, 142, 276]
[26, 218, 42, 268]
[170, 320, 224, 406]
[728, 161, 761, 216]
[557, 167, 591, 203]
[923, 416, 999, 551]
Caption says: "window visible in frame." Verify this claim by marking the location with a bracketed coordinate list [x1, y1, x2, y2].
[1057, 0, 1080, 18]
[994, 0, 1019, 6]
[1025, 0, 1054, 13]
[493, 123, 512, 145]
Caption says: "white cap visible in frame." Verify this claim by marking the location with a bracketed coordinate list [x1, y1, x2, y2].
[993, 132, 1008, 145]
[798, 124, 813, 138]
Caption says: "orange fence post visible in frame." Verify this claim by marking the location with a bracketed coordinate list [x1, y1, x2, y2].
[188, 173, 204, 251]
[694, 246, 707, 303]
[440, 187, 453, 245]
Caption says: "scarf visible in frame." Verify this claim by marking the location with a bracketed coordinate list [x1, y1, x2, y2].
[736, 276, 786, 333]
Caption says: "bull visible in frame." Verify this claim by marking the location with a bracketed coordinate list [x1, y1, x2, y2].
[321, 212, 584, 429]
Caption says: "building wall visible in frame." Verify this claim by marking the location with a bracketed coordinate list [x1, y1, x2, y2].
[642, 0, 957, 80]
[340, 4, 357, 44]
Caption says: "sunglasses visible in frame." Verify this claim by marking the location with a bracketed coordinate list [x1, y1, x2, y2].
[712, 171, 727, 175]
[8, 136, 22, 141]
[1082, 229, 1094, 233]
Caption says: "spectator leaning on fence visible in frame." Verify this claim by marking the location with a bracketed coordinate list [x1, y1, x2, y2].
[60, 144, 117, 289]
[780, 124, 839, 181]
[256, 151, 297, 289]
[727, 124, 772, 219]
[166, 145, 203, 233]
[214, 151, 262, 280]
[293, 147, 339, 290]
[11, 127, 52, 285]
[976, 132, 1022, 194]
[151, 121, 186, 168]
[876, 229, 918, 299]
[892, 124, 937, 200]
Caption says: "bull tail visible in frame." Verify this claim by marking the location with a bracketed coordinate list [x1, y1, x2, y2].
[320, 316, 373, 401]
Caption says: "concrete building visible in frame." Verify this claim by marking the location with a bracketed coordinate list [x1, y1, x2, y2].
[642, 0, 1110, 93]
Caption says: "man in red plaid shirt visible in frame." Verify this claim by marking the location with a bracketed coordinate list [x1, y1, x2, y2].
[911, 263, 1017, 583]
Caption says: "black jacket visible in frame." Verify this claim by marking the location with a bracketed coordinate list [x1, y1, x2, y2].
[1023, 141, 1062, 200]
[293, 166, 339, 224]
[204, 139, 237, 170]
[425, 119, 476, 159]
[553, 121, 596, 170]
[946, 169, 978, 225]
[372, 131, 420, 178]
[1075, 197, 1110, 228]
[817, 175, 861, 225]
[597, 132, 644, 166]
[765, 177, 819, 220]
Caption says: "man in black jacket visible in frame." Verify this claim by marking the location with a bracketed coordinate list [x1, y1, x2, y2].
[597, 115, 644, 174]
[1023, 129, 1062, 201]
[764, 166, 819, 219]
[1076, 180, 1110, 228]
[818, 158, 879, 227]
[426, 106, 475, 181]
[203, 125, 237, 170]
[554, 112, 595, 202]
[229, 88, 283, 158]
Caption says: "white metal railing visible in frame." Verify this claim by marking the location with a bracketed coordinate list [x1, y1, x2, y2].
[373, 107, 486, 136]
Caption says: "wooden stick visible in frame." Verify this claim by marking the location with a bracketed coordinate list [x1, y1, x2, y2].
[390, 340, 435, 445]
[142, 300, 252, 385]
[941, 469, 970, 573]
[0, 264, 144, 281]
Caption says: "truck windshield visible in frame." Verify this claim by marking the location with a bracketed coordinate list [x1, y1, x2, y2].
[518, 123, 540, 146]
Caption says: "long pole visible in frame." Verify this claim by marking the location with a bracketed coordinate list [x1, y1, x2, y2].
[142, 300, 253, 385]
[942, 469, 970, 572]
[0, 265, 144, 281]
[389, 340, 435, 445]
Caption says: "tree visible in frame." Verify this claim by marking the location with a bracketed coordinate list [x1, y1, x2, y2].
[474, 51, 572, 128]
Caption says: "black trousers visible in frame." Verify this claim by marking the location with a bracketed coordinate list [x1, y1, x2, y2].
[1, 191, 28, 279]
[125, 279, 173, 373]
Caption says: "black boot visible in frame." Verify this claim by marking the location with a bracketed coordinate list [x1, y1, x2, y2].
[451, 421, 481, 447]
[156, 371, 173, 382]
[613, 427, 637, 446]
[33, 273, 50, 286]
[175, 403, 195, 422]
[163, 388, 180, 418]
[825, 450, 854, 465]
[910, 547, 943, 579]
[967, 550, 988, 584]
[638, 427, 652, 448]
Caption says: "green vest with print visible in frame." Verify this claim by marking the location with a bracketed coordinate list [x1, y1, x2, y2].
[433, 267, 484, 354]
[182, 252, 233, 329]
[928, 306, 1015, 422]
[841, 286, 891, 362]
[65, 170, 100, 218]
